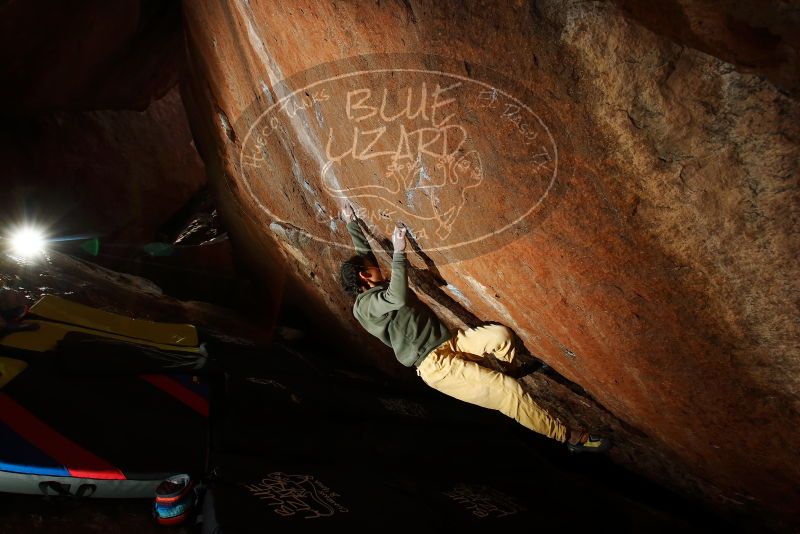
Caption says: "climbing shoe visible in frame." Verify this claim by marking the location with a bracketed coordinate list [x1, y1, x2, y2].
[567, 435, 611, 454]
[153, 474, 196, 526]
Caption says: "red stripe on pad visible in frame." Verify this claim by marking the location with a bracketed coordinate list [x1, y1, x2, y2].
[0, 393, 125, 480]
[140, 375, 209, 417]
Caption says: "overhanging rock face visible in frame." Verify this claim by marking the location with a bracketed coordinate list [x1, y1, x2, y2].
[180, 1, 800, 529]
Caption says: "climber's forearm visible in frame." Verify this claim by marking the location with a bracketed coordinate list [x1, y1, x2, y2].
[346, 220, 372, 257]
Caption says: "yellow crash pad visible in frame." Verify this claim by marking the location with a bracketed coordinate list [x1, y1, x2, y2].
[0, 320, 201, 354]
[0, 357, 28, 389]
[29, 295, 198, 347]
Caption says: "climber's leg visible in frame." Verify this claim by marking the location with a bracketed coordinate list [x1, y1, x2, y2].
[417, 345, 567, 441]
[452, 323, 517, 364]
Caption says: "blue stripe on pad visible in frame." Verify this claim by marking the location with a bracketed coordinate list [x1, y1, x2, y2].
[0, 419, 70, 476]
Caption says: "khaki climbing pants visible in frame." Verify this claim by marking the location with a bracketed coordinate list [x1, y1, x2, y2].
[417, 324, 568, 442]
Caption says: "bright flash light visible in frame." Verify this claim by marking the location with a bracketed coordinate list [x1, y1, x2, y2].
[9, 227, 46, 258]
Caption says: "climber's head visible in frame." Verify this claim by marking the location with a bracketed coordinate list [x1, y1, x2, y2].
[340, 256, 385, 297]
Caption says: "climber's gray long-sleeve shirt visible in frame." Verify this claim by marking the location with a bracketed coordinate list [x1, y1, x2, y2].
[347, 221, 452, 367]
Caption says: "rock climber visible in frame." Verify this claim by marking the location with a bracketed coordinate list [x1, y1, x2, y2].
[339, 204, 610, 452]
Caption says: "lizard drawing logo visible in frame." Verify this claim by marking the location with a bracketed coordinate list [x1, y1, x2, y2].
[237, 54, 563, 262]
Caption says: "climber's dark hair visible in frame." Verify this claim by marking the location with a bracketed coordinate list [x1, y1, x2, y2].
[340, 255, 370, 298]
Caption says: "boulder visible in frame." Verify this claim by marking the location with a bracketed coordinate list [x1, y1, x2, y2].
[179, 1, 799, 530]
